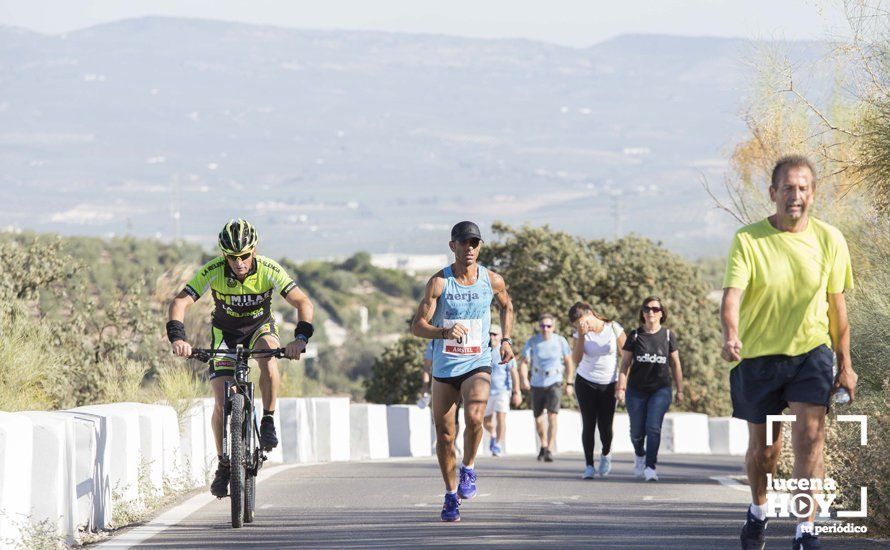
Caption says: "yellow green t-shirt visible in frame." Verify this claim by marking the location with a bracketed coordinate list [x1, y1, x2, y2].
[723, 217, 853, 359]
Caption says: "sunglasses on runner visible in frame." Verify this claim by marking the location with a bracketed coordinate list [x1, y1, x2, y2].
[226, 252, 253, 261]
[642, 306, 663, 313]
[540, 323, 553, 329]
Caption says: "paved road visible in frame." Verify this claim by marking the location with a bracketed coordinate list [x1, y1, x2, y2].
[129, 453, 880, 549]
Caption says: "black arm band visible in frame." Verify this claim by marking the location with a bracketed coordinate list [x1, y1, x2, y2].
[166, 320, 186, 343]
[295, 321, 314, 341]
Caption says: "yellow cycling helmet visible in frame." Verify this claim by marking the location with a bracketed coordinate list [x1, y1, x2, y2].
[218, 218, 258, 255]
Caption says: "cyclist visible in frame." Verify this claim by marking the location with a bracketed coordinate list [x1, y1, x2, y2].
[166, 218, 315, 497]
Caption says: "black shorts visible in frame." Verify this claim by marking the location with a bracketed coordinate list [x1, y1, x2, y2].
[730, 344, 834, 424]
[531, 383, 563, 417]
[434, 366, 492, 391]
[208, 321, 279, 380]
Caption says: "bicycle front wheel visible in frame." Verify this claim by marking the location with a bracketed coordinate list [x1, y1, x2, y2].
[229, 393, 245, 528]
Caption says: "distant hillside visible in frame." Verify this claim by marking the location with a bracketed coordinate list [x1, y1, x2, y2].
[0, 17, 831, 258]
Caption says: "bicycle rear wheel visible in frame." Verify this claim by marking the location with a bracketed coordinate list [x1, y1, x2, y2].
[244, 472, 256, 523]
[229, 393, 245, 528]
[244, 403, 256, 524]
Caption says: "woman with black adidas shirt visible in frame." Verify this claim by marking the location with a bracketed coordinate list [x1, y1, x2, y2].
[616, 296, 684, 481]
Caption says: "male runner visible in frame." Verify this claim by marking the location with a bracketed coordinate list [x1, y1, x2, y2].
[519, 313, 574, 462]
[167, 219, 315, 497]
[411, 221, 514, 522]
[722, 157, 857, 550]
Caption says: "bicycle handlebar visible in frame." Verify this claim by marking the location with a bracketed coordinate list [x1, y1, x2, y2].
[188, 348, 286, 363]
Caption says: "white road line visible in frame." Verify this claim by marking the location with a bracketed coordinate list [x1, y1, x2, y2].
[710, 476, 750, 493]
[643, 496, 653, 501]
[98, 463, 311, 549]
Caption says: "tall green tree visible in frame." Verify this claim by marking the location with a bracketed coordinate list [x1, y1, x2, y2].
[480, 223, 729, 416]
[364, 335, 426, 404]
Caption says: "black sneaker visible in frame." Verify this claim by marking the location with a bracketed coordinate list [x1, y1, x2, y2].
[260, 416, 278, 451]
[537, 447, 546, 461]
[740, 508, 768, 550]
[210, 458, 230, 498]
[543, 449, 554, 462]
[792, 532, 821, 550]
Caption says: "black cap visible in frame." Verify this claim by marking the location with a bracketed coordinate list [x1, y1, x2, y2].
[450, 221, 483, 242]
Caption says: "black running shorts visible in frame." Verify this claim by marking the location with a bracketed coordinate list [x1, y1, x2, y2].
[531, 382, 563, 417]
[730, 344, 834, 424]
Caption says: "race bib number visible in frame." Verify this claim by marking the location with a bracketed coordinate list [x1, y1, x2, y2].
[443, 318, 483, 356]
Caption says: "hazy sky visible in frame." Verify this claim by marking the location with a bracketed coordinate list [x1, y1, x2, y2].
[0, 0, 850, 47]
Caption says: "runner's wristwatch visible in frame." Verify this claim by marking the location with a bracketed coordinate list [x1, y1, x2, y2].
[501, 338, 512, 345]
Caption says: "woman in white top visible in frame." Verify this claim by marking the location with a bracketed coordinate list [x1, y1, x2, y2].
[567, 301, 627, 479]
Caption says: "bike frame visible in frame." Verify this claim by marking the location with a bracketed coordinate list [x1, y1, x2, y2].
[221, 344, 265, 477]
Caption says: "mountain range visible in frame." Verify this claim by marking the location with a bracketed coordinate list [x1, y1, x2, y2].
[0, 17, 829, 258]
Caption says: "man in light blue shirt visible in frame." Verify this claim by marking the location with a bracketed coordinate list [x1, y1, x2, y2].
[483, 325, 520, 457]
[519, 313, 574, 462]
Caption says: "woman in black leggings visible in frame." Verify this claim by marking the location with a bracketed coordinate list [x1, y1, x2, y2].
[567, 302, 627, 479]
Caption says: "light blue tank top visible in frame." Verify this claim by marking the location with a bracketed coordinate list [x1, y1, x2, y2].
[431, 265, 494, 378]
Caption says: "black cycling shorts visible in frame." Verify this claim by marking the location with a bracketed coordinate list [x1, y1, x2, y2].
[730, 344, 834, 424]
[208, 321, 279, 380]
[434, 366, 492, 392]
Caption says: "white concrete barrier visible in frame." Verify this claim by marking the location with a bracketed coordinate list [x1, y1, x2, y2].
[608, 412, 635, 454]
[69, 403, 141, 501]
[0, 412, 33, 547]
[501, 409, 537, 456]
[311, 397, 350, 462]
[709, 417, 749, 455]
[387, 405, 432, 457]
[18, 411, 78, 546]
[114, 403, 174, 487]
[252, 399, 283, 463]
[70, 404, 141, 504]
[279, 398, 315, 463]
[350, 404, 389, 460]
[663, 412, 712, 454]
[200, 398, 218, 470]
[177, 401, 212, 486]
[58, 410, 113, 531]
[554, 410, 583, 454]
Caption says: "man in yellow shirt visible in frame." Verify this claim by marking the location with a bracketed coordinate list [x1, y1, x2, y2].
[720, 156, 858, 550]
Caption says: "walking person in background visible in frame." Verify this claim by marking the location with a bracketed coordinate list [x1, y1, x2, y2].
[568, 302, 626, 479]
[723, 156, 856, 550]
[617, 296, 683, 482]
[519, 313, 574, 463]
[483, 325, 521, 456]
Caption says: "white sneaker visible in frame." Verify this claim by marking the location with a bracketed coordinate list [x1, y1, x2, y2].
[582, 465, 595, 480]
[634, 456, 646, 478]
[644, 467, 658, 481]
[598, 454, 612, 478]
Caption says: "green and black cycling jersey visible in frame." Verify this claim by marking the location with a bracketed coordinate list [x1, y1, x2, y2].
[183, 255, 298, 340]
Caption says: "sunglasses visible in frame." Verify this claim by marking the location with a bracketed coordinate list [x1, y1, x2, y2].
[540, 323, 554, 329]
[489, 333, 500, 337]
[642, 306, 663, 313]
[226, 252, 253, 261]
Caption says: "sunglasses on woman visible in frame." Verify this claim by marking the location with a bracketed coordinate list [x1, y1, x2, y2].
[540, 323, 553, 329]
[642, 306, 663, 313]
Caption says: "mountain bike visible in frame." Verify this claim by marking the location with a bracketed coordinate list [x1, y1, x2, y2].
[190, 345, 285, 528]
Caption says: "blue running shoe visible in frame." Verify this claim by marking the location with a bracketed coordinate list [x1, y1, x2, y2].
[488, 437, 496, 454]
[458, 466, 477, 499]
[440, 492, 460, 522]
[491, 442, 502, 457]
